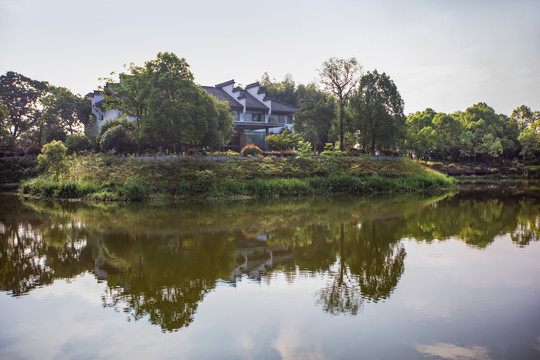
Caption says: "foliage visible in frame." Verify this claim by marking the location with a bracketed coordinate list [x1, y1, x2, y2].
[518, 129, 540, 161]
[37, 140, 69, 180]
[118, 178, 149, 201]
[102, 63, 149, 129]
[319, 57, 363, 150]
[100, 125, 138, 153]
[511, 105, 540, 131]
[294, 141, 313, 158]
[321, 143, 345, 157]
[260, 73, 298, 105]
[41, 86, 91, 138]
[266, 129, 301, 151]
[65, 134, 92, 154]
[98, 119, 138, 153]
[348, 70, 405, 154]
[241, 144, 263, 156]
[293, 83, 336, 151]
[24, 144, 41, 156]
[0, 71, 48, 145]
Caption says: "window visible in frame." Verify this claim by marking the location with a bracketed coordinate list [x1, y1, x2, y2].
[245, 111, 265, 122]
[231, 111, 240, 121]
[268, 114, 292, 124]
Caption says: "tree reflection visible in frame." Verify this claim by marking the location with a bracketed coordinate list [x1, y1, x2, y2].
[1, 184, 539, 331]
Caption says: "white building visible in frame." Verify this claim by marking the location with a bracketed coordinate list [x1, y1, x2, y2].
[87, 80, 300, 150]
[202, 80, 301, 150]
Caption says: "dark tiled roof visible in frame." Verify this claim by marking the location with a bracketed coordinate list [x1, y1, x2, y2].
[245, 82, 260, 89]
[215, 79, 235, 88]
[202, 86, 244, 111]
[257, 86, 267, 95]
[267, 98, 301, 114]
[239, 91, 269, 112]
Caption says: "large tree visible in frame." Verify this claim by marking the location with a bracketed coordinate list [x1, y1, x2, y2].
[259, 72, 298, 105]
[0, 71, 48, 145]
[319, 58, 362, 150]
[101, 52, 234, 152]
[102, 63, 149, 130]
[293, 83, 336, 151]
[511, 105, 540, 131]
[348, 70, 405, 154]
[41, 86, 91, 140]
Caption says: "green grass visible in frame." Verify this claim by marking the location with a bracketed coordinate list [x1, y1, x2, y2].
[19, 154, 456, 201]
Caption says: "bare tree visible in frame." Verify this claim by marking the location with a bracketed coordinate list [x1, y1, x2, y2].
[319, 58, 363, 150]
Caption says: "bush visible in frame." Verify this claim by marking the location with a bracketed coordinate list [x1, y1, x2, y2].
[100, 125, 138, 153]
[24, 144, 41, 156]
[65, 134, 92, 154]
[186, 148, 200, 156]
[37, 140, 69, 180]
[266, 129, 301, 151]
[118, 178, 148, 201]
[241, 144, 263, 156]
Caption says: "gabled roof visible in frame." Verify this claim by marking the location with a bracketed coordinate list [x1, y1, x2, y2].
[238, 90, 269, 112]
[215, 79, 235, 88]
[245, 82, 260, 89]
[202, 86, 244, 111]
[266, 98, 301, 114]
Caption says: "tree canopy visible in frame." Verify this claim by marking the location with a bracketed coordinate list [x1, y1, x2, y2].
[319, 57, 363, 150]
[0, 71, 48, 145]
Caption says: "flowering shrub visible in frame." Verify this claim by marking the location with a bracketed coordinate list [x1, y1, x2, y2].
[186, 148, 199, 156]
[241, 144, 262, 156]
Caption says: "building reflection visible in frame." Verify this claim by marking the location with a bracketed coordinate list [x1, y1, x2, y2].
[0, 184, 538, 331]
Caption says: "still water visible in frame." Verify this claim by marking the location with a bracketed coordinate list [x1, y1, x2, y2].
[1, 184, 540, 359]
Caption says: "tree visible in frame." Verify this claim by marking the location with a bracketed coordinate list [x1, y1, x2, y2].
[348, 70, 405, 154]
[0, 102, 10, 144]
[432, 113, 463, 161]
[0, 72, 48, 145]
[319, 58, 362, 150]
[511, 105, 540, 131]
[294, 83, 336, 152]
[41, 86, 91, 137]
[98, 119, 138, 153]
[65, 134, 92, 154]
[38, 140, 69, 180]
[260, 72, 298, 105]
[518, 129, 540, 161]
[101, 63, 149, 130]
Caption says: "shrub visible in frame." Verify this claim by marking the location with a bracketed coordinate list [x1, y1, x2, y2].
[186, 148, 200, 156]
[65, 134, 92, 154]
[294, 141, 313, 158]
[118, 178, 148, 201]
[266, 129, 301, 151]
[37, 140, 69, 180]
[24, 144, 41, 156]
[241, 144, 263, 156]
[100, 125, 138, 153]
[321, 143, 345, 157]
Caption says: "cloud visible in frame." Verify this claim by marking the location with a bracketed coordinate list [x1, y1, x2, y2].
[416, 343, 491, 360]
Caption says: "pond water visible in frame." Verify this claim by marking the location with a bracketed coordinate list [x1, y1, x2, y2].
[1, 184, 540, 360]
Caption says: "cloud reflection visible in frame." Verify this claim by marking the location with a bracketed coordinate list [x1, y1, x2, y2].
[416, 343, 490, 360]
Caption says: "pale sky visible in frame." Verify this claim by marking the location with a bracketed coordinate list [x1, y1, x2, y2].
[1, 0, 538, 116]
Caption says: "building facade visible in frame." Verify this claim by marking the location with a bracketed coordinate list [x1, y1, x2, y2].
[87, 79, 300, 150]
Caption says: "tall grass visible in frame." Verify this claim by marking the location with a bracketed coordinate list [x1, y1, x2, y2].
[20, 155, 456, 201]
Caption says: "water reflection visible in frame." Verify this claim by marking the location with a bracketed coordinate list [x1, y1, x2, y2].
[1, 184, 539, 332]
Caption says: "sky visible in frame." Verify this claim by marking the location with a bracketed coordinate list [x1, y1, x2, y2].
[1, 0, 539, 116]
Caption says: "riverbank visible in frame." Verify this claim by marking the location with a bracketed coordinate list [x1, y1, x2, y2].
[18, 154, 455, 201]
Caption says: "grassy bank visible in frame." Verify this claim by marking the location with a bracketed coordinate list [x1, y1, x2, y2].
[20, 154, 456, 201]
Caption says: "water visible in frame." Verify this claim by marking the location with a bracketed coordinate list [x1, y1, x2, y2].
[1, 184, 539, 359]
